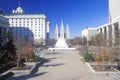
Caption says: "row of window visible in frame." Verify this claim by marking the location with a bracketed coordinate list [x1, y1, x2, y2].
[9, 18, 45, 21]
[10, 27, 44, 31]
[11, 30, 44, 34]
[14, 33, 44, 37]
[10, 21, 44, 24]
[10, 24, 44, 27]
[9, 19, 45, 22]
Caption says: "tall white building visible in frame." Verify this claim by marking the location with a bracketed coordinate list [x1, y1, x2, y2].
[109, 0, 120, 22]
[0, 16, 9, 46]
[4, 6, 50, 45]
[82, 0, 120, 45]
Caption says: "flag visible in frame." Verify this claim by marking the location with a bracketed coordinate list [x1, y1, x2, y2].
[109, 11, 112, 24]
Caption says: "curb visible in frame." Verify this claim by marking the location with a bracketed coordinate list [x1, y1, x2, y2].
[0, 68, 14, 80]
[85, 62, 118, 74]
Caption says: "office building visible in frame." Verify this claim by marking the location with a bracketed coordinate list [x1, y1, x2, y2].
[4, 6, 50, 45]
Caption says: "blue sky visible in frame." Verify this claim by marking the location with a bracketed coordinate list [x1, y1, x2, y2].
[0, 0, 109, 38]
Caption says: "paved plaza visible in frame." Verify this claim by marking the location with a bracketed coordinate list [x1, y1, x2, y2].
[8, 50, 112, 80]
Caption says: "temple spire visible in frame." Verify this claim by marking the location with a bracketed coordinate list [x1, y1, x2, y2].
[61, 19, 64, 28]
[55, 24, 59, 40]
[60, 20, 64, 38]
[66, 24, 70, 39]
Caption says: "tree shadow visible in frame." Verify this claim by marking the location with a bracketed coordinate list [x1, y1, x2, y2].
[43, 63, 65, 67]
[30, 57, 65, 74]
[41, 58, 65, 67]
[46, 52, 61, 55]
[29, 59, 51, 74]
[7, 56, 64, 80]
[7, 72, 48, 80]
[47, 57, 61, 60]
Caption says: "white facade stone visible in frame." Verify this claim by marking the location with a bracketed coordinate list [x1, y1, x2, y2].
[66, 24, 70, 40]
[3, 6, 50, 45]
[82, 28, 98, 41]
[55, 24, 59, 40]
[109, 0, 120, 22]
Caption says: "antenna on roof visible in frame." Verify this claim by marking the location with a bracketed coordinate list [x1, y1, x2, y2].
[18, 0, 21, 7]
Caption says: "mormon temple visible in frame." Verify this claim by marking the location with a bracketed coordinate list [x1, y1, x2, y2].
[55, 20, 70, 40]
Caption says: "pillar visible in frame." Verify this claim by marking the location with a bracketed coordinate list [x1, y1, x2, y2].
[118, 21, 120, 30]
[112, 24, 115, 45]
[106, 26, 109, 45]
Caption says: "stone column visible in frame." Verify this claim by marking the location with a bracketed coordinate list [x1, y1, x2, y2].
[112, 24, 115, 45]
[118, 21, 120, 30]
[102, 28, 104, 38]
[98, 28, 101, 34]
[106, 26, 109, 46]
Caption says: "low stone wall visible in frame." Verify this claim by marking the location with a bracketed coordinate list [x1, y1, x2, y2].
[85, 62, 118, 75]
[11, 58, 44, 76]
[0, 68, 14, 80]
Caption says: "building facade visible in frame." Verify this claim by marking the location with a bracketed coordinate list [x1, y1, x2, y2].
[4, 6, 50, 45]
[97, 19, 120, 45]
[109, 0, 120, 22]
[82, 28, 98, 41]
[82, 0, 120, 45]
[0, 16, 9, 46]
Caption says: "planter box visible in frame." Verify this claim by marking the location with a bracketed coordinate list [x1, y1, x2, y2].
[11, 58, 44, 76]
[85, 62, 118, 74]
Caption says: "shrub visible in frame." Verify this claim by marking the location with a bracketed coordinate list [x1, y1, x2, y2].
[28, 55, 42, 62]
[84, 52, 94, 62]
[34, 55, 42, 62]
[113, 58, 120, 62]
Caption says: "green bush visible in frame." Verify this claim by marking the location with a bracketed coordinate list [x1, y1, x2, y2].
[34, 55, 42, 62]
[84, 52, 94, 62]
[28, 55, 42, 62]
[113, 58, 120, 62]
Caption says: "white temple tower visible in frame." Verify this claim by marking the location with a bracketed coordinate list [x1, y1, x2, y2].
[55, 20, 70, 40]
[55, 24, 59, 40]
[60, 20, 64, 38]
[66, 24, 70, 40]
[55, 20, 68, 48]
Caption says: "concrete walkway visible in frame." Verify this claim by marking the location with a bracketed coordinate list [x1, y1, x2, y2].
[8, 50, 112, 80]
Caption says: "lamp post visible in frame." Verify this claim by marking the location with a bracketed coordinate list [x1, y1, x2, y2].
[16, 51, 20, 69]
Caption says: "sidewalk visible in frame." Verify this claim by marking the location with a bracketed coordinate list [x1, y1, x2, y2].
[7, 50, 112, 80]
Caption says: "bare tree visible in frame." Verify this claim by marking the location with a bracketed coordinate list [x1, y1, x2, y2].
[89, 33, 113, 70]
